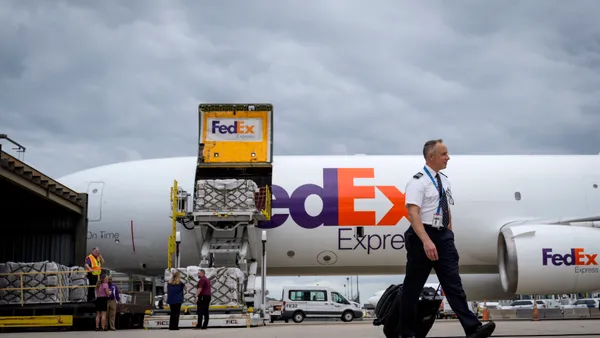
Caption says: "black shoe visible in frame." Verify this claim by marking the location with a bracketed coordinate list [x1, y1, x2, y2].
[467, 321, 496, 338]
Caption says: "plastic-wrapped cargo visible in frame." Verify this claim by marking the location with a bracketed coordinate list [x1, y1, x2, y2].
[0, 261, 88, 305]
[163, 266, 245, 306]
[68, 266, 88, 303]
[195, 179, 259, 212]
[0, 261, 71, 305]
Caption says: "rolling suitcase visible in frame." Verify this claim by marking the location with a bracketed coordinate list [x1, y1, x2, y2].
[373, 283, 443, 338]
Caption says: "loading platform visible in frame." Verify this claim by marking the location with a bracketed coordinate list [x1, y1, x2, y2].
[148, 103, 274, 329]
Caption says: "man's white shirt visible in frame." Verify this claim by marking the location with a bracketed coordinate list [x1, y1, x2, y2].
[405, 164, 453, 226]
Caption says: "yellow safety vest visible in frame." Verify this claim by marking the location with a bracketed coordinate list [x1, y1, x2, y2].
[87, 254, 101, 275]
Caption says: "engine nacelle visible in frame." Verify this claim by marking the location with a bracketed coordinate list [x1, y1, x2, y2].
[498, 224, 600, 295]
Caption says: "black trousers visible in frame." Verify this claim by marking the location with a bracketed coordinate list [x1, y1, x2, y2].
[400, 226, 481, 337]
[169, 303, 181, 330]
[87, 273, 98, 302]
[196, 295, 211, 329]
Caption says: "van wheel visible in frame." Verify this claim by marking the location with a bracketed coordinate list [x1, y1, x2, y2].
[292, 311, 305, 323]
[341, 310, 354, 322]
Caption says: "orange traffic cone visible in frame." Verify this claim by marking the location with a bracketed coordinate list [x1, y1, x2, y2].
[482, 299, 489, 321]
[532, 303, 539, 321]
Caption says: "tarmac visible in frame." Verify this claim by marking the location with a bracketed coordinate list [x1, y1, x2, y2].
[3, 319, 600, 338]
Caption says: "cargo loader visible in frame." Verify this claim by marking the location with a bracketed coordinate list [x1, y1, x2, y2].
[144, 103, 273, 329]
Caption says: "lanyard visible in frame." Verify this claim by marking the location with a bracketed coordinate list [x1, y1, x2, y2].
[423, 166, 444, 214]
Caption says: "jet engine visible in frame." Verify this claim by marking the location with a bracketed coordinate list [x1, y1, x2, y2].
[498, 224, 600, 295]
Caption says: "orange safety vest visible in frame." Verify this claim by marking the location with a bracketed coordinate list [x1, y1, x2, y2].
[87, 254, 101, 275]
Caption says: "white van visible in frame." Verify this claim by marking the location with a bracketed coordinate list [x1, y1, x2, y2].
[281, 285, 364, 323]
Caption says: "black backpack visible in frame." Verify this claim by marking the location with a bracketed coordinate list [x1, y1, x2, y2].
[372, 284, 442, 338]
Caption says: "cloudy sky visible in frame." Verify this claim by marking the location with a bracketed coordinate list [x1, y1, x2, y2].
[2, 0, 600, 303]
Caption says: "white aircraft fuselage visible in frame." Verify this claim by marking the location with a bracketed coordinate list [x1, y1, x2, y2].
[57, 154, 600, 301]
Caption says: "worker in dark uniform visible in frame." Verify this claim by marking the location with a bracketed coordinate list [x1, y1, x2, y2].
[400, 139, 496, 338]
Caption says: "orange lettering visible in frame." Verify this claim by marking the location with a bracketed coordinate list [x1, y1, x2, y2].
[376, 186, 409, 226]
[575, 248, 585, 265]
[237, 121, 245, 133]
[337, 168, 376, 226]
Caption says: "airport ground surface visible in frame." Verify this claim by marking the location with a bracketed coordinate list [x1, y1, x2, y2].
[4, 319, 600, 337]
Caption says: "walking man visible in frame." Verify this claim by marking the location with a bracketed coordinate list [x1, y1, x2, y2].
[194, 269, 212, 330]
[400, 139, 496, 338]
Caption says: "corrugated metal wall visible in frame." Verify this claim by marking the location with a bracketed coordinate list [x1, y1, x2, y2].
[0, 179, 83, 267]
[0, 219, 78, 266]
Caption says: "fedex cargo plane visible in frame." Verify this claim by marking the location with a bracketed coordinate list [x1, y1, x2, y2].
[57, 154, 600, 300]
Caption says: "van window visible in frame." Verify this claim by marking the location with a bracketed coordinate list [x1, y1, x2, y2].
[310, 291, 326, 301]
[288, 290, 327, 301]
[332, 292, 349, 304]
[289, 291, 307, 301]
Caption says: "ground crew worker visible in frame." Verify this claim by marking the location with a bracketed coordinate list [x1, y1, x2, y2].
[400, 139, 496, 338]
[194, 269, 212, 330]
[107, 276, 121, 331]
[85, 247, 104, 302]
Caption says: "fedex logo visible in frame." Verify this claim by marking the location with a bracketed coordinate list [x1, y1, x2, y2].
[206, 118, 261, 141]
[211, 120, 255, 135]
[542, 248, 598, 266]
[257, 168, 409, 229]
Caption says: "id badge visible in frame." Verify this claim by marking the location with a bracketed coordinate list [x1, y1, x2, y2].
[432, 214, 442, 228]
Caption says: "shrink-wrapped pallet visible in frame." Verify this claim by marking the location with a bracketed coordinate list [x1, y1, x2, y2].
[68, 266, 88, 303]
[0, 261, 70, 305]
[195, 179, 259, 211]
[164, 266, 245, 306]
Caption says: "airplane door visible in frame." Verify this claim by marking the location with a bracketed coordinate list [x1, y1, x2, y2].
[87, 182, 105, 222]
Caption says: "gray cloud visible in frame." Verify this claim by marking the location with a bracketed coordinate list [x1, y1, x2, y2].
[2, 0, 599, 298]
[3, 0, 600, 177]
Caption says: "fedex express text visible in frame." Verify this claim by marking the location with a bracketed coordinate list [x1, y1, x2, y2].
[257, 168, 409, 254]
[542, 248, 599, 274]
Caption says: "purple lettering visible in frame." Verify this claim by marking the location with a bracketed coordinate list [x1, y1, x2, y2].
[367, 235, 381, 253]
[336, 228, 405, 254]
[542, 248, 597, 266]
[390, 234, 405, 250]
[289, 184, 329, 229]
[211, 120, 221, 133]
[211, 120, 240, 134]
[338, 228, 353, 250]
[257, 169, 339, 229]
[257, 185, 290, 229]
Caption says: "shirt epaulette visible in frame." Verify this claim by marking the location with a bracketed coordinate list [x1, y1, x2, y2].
[439, 172, 447, 178]
[413, 172, 423, 179]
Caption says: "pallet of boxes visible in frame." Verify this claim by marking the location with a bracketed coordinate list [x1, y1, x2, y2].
[144, 266, 263, 329]
[0, 261, 88, 306]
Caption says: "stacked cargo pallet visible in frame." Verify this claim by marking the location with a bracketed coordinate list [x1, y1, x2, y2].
[195, 179, 259, 211]
[0, 261, 88, 305]
[164, 266, 245, 306]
